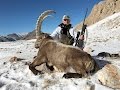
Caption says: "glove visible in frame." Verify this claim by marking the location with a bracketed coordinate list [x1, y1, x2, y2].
[79, 35, 84, 40]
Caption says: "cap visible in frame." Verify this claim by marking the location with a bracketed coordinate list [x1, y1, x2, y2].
[62, 15, 70, 20]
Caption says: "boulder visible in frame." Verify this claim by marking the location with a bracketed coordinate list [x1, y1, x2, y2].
[96, 64, 120, 89]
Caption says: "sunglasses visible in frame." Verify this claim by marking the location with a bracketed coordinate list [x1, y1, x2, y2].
[64, 19, 69, 21]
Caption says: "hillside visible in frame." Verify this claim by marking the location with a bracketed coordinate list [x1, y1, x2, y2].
[21, 30, 36, 40]
[75, 0, 120, 30]
[84, 12, 120, 56]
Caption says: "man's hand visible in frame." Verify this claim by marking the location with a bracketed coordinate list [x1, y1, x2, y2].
[79, 35, 84, 40]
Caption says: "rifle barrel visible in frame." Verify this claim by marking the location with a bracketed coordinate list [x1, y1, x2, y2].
[82, 8, 88, 26]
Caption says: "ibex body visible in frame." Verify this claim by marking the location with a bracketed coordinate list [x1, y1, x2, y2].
[29, 10, 99, 77]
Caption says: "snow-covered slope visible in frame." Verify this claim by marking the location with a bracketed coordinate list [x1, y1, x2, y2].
[0, 12, 120, 90]
[0, 33, 23, 42]
[0, 40, 112, 90]
[85, 12, 120, 56]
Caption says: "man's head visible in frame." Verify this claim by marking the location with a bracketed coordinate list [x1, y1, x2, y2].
[62, 15, 70, 25]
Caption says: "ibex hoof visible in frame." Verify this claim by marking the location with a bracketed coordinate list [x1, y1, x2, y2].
[29, 64, 43, 75]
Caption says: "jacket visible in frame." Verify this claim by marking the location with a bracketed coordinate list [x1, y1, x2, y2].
[50, 24, 77, 45]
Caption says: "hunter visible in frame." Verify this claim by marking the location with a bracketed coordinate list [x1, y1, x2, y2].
[50, 15, 85, 49]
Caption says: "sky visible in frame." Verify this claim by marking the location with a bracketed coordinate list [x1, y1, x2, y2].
[0, 0, 102, 35]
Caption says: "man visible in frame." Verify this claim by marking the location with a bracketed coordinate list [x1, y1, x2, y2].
[50, 15, 85, 48]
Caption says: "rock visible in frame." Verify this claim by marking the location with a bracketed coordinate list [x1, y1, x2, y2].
[81, 81, 95, 90]
[96, 64, 120, 89]
[16, 51, 22, 53]
[9, 56, 18, 62]
[97, 52, 120, 58]
[97, 52, 111, 57]
[9, 56, 24, 62]
[111, 54, 119, 57]
[75, 0, 120, 30]
[84, 81, 95, 90]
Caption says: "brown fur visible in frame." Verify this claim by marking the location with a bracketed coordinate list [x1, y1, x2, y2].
[29, 33, 99, 77]
[30, 10, 99, 77]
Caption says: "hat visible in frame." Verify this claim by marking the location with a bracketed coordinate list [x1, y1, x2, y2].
[62, 15, 70, 20]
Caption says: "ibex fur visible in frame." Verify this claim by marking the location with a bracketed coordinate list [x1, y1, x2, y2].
[29, 10, 99, 78]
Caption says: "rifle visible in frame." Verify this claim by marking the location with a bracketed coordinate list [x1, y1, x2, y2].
[75, 8, 88, 49]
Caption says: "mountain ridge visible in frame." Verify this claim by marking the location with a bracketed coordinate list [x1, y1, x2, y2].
[0, 33, 24, 42]
[75, 0, 120, 30]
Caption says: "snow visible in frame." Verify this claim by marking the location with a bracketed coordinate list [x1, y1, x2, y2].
[86, 12, 120, 56]
[0, 12, 120, 90]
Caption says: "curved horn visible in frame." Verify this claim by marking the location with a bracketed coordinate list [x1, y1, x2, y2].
[36, 10, 56, 39]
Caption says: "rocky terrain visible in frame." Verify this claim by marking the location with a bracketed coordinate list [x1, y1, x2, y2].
[75, 0, 120, 30]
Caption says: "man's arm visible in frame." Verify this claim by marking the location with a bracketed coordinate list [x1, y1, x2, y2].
[50, 27, 61, 39]
[69, 28, 77, 39]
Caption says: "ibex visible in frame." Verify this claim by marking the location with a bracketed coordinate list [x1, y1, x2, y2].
[29, 10, 99, 78]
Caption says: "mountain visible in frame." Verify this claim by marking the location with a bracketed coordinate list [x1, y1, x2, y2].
[0, 33, 23, 42]
[0, 31, 35, 42]
[75, 0, 120, 30]
[21, 30, 36, 40]
[7, 33, 22, 40]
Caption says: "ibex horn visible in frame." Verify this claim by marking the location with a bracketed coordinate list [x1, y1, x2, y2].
[35, 10, 56, 39]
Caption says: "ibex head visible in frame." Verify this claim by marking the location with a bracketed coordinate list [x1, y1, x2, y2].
[35, 10, 55, 48]
[35, 33, 53, 48]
